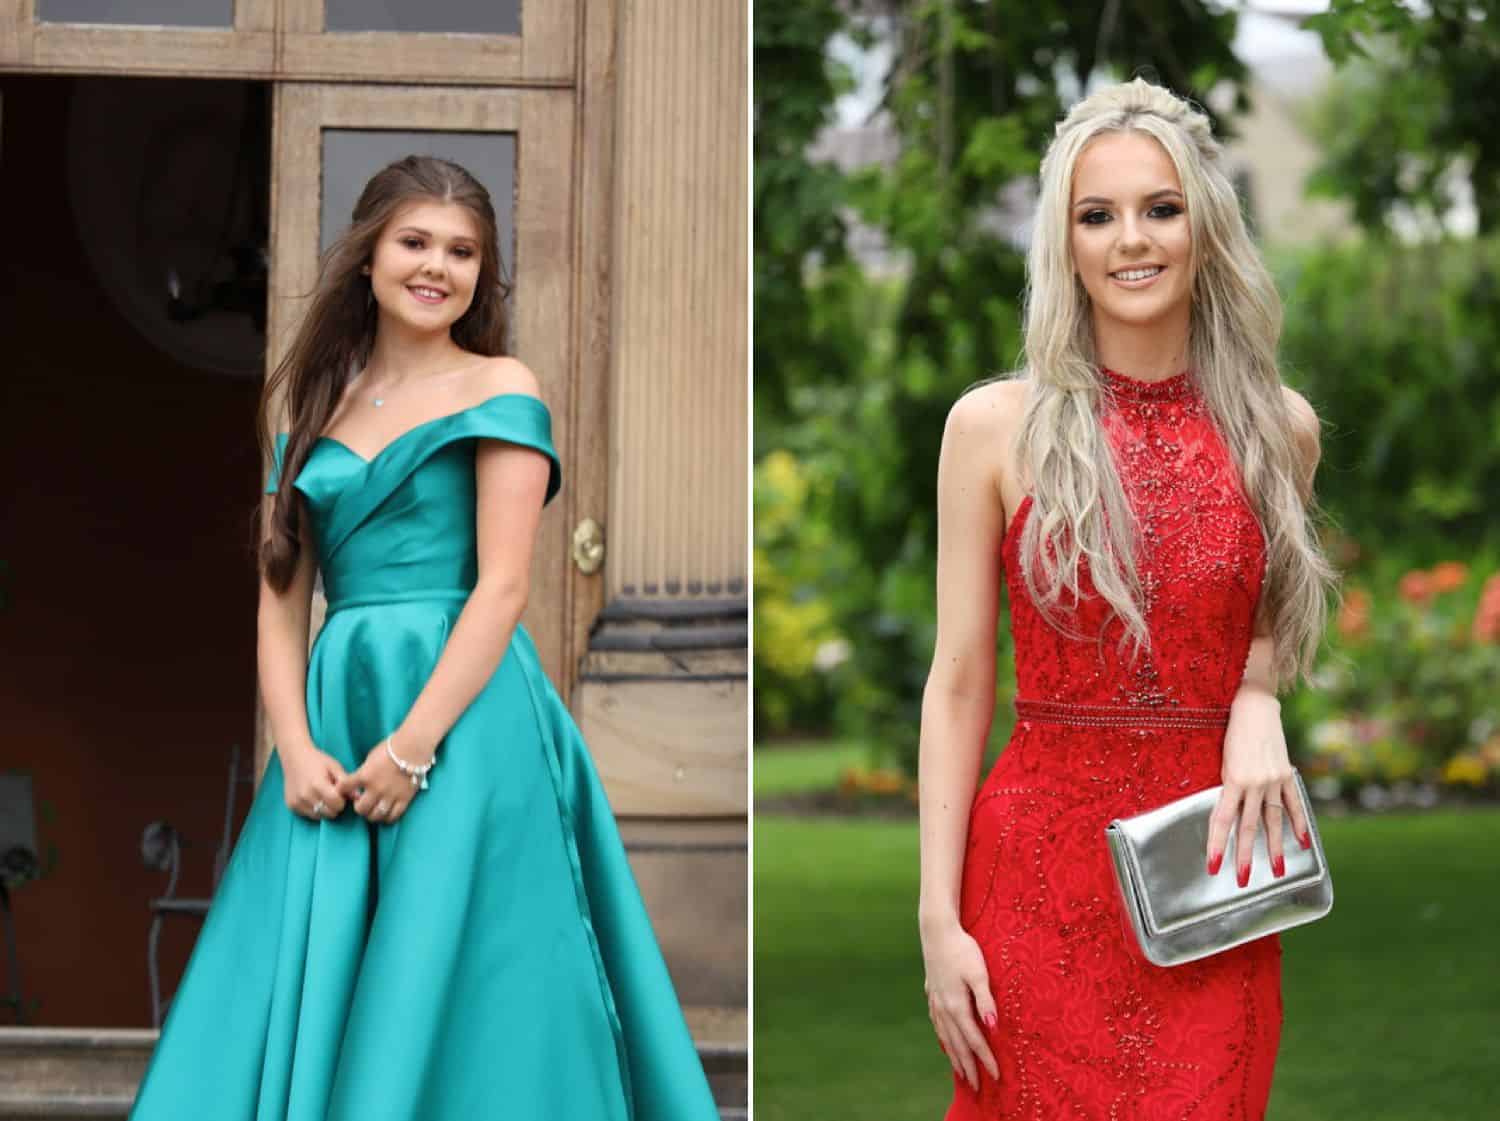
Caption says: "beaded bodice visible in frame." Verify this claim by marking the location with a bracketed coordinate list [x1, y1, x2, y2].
[1002, 367, 1267, 713]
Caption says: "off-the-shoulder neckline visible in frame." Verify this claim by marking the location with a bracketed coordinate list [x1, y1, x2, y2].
[279, 392, 549, 468]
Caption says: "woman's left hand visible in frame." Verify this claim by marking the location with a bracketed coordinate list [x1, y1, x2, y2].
[1207, 688, 1313, 888]
[335, 734, 436, 825]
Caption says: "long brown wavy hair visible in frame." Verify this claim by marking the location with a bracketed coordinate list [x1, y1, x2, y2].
[256, 155, 510, 593]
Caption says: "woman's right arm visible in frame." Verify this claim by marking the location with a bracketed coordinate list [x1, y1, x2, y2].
[257, 481, 349, 817]
[918, 381, 1024, 1091]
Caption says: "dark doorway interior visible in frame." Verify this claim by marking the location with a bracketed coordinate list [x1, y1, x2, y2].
[0, 73, 271, 1027]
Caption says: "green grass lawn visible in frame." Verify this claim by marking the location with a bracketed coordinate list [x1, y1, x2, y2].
[753, 747, 1500, 1120]
[755, 739, 873, 797]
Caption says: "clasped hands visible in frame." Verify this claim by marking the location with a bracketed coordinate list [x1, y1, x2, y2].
[1208, 687, 1313, 887]
[281, 733, 438, 826]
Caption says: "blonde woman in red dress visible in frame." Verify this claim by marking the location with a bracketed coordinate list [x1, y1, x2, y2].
[917, 78, 1338, 1120]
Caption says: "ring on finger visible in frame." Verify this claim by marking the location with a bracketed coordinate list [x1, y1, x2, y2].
[313, 800, 325, 817]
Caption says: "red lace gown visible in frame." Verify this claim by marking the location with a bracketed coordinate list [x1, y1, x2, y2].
[945, 367, 1283, 1121]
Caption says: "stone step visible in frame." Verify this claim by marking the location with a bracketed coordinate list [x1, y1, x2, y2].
[684, 1004, 749, 1111]
[0, 1098, 750, 1121]
[0, 1031, 153, 1098]
[0, 1093, 136, 1120]
[0, 1010, 747, 1116]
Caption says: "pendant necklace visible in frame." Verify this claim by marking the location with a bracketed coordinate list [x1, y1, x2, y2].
[362, 360, 465, 409]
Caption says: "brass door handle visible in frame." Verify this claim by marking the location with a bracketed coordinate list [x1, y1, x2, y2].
[572, 517, 605, 575]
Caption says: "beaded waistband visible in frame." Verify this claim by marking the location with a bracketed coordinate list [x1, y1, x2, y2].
[1014, 697, 1231, 730]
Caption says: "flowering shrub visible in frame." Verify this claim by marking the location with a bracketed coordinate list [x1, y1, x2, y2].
[1284, 560, 1500, 802]
[754, 450, 848, 735]
[837, 765, 910, 797]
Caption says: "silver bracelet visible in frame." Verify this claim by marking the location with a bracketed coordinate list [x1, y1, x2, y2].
[385, 733, 435, 790]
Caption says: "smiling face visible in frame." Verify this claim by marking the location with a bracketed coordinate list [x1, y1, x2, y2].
[1069, 130, 1193, 336]
[365, 199, 483, 335]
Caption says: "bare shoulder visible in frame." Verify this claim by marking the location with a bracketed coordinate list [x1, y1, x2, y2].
[1280, 384, 1321, 499]
[945, 377, 1028, 495]
[1280, 384, 1320, 457]
[946, 377, 1026, 444]
[471, 354, 543, 403]
[1280, 384, 1319, 434]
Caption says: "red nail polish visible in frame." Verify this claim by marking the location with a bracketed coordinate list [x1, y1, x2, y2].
[1298, 830, 1312, 850]
[983, 1012, 997, 1030]
[1272, 854, 1285, 878]
[1237, 862, 1250, 888]
[1207, 850, 1223, 876]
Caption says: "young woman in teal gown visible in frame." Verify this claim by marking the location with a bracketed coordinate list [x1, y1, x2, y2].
[129, 155, 720, 1121]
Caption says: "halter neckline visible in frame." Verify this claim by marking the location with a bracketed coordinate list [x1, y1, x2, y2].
[1099, 366, 1195, 402]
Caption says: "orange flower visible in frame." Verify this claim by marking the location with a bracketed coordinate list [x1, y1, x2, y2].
[1398, 570, 1434, 605]
[1430, 562, 1469, 594]
[1337, 588, 1370, 640]
[1474, 575, 1500, 643]
[1480, 573, 1500, 608]
[866, 769, 907, 795]
[838, 767, 864, 796]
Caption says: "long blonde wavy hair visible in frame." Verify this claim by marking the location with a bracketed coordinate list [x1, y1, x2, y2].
[1001, 77, 1337, 690]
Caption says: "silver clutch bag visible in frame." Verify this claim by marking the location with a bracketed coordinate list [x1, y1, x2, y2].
[1104, 770, 1333, 967]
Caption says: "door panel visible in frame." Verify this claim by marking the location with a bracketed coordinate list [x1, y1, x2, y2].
[0, 0, 571, 82]
[279, 0, 572, 84]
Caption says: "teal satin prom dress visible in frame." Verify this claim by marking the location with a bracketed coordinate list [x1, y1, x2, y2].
[130, 393, 719, 1121]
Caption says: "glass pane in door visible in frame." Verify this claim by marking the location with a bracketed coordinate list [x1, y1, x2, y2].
[324, 0, 521, 36]
[321, 130, 517, 349]
[38, 0, 232, 26]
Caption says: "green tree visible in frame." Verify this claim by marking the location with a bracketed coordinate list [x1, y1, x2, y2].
[1274, 234, 1500, 552]
[1304, 0, 1500, 236]
[753, 0, 857, 435]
